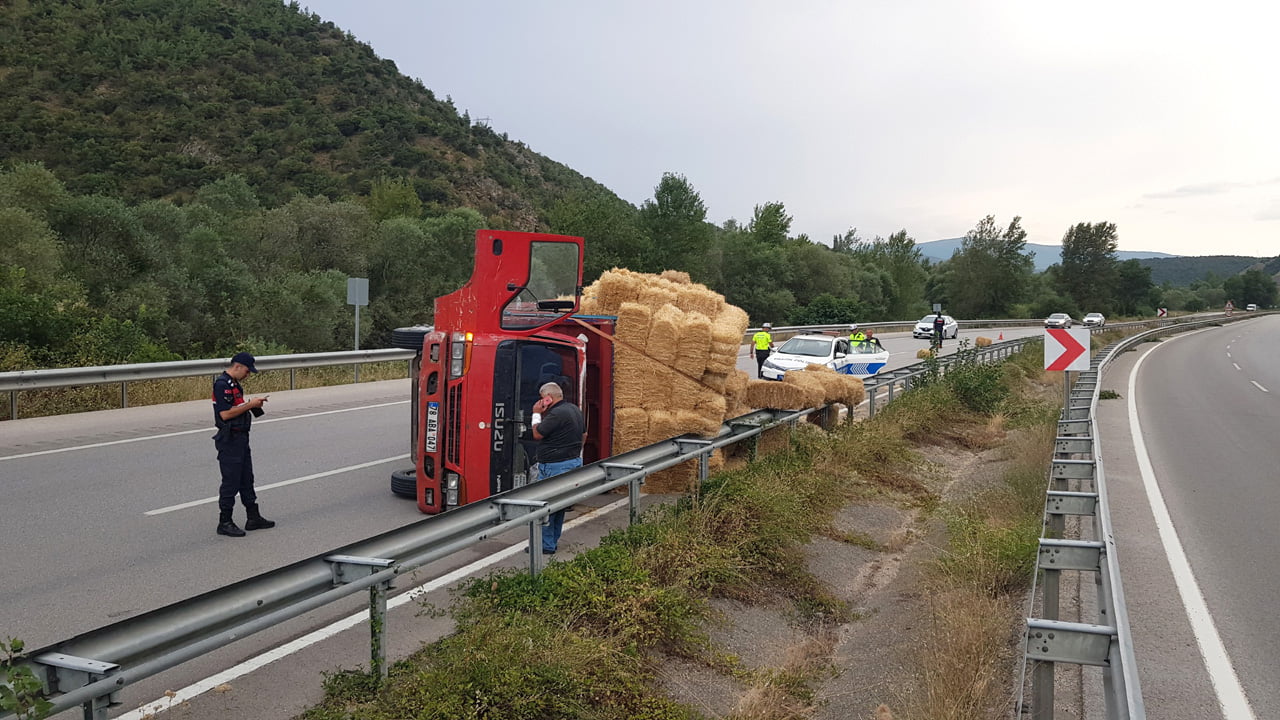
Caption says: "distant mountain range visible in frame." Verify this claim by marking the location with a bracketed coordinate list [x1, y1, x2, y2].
[915, 238, 1178, 272]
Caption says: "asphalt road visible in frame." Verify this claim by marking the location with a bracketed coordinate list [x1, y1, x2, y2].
[1094, 315, 1279, 719]
[0, 323, 1046, 719]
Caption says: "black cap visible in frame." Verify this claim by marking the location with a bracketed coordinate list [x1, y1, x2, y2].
[231, 352, 258, 373]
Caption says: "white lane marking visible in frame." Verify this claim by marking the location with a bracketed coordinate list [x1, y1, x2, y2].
[1129, 343, 1258, 718]
[1226, 351, 1232, 358]
[1233, 363, 1241, 371]
[0, 401, 408, 462]
[117, 496, 631, 720]
[145, 455, 410, 515]
[1251, 381, 1269, 393]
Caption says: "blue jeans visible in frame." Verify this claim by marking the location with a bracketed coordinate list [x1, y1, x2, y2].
[539, 457, 582, 551]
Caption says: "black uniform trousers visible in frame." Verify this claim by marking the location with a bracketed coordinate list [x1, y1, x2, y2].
[755, 349, 770, 378]
[216, 431, 258, 512]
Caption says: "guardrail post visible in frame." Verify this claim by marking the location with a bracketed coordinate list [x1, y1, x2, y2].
[325, 555, 396, 681]
[867, 384, 878, 417]
[31, 653, 121, 720]
[121, 381, 128, 409]
[9, 389, 15, 420]
[602, 463, 644, 525]
[495, 498, 551, 576]
[290, 367, 297, 390]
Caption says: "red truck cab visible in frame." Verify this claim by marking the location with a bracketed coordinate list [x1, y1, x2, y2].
[398, 230, 614, 513]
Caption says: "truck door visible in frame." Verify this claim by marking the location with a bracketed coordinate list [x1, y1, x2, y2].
[490, 339, 579, 496]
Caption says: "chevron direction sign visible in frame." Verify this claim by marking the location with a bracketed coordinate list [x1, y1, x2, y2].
[1044, 328, 1090, 371]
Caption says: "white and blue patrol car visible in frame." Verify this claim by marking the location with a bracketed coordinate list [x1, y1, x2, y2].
[760, 333, 889, 380]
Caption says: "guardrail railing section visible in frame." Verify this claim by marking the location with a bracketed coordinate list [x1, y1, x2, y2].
[1020, 344, 1145, 720]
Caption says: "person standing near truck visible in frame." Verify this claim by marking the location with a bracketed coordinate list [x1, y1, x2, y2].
[753, 323, 774, 378]
[529, 381, 586, 554]
[212, 352, 275, 537]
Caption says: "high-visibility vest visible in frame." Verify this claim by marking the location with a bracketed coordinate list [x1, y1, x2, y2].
[850, 331, 866, 343]
[753, 331, 772, 350]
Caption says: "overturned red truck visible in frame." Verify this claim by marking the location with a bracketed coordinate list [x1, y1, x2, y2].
[391, 230, 613, 513]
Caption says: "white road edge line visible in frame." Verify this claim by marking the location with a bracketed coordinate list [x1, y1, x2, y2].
[144, 455, 410, 515]
[1128, 339, 1258, 719]
[117, 496, 632, 720]
[0, 401, 409, 462]
[1250, 381, 1269, 393]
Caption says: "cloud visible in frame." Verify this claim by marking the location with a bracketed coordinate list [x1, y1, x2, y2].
[1255, 201, 1280, 221]
[1145, 177, 1280, 200]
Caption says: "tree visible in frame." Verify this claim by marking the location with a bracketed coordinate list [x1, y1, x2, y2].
[365, 175, 422, 222]
[944, 215, 1035, 318]
[748, 202, 792, 244]
[1115, 259, 1158, 316]
[840, 229, 927, 319]
[1057, 222, 1118, 313]
[547, 189, 652, 280]
[1223, 268, 1278, 309]
[639, 173, 712, 278]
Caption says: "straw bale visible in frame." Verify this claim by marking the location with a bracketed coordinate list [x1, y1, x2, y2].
[674, 311, 713, 377]
[835, 375, 866, 407]
[579, 280, 601, 315]
[782, 372, 827, 408]
[613, 347, 646, 408]
[615, 302, 652, 345]
[639, 285, 679, 310]
[668, 372, 706, 412]
[693, 392, 727, 422]
[804, 363, 837, 374]
[745, 379, 809, 410]
[641, 365, 679, 410]
[701, 371, 728, 393]
[595, 271, 640, 315]
[917, 348, 934, 359]
[725, 369, 749, 399]
[614, 407, 650, 453]
[647, 410, 684, 445]
[676, 283, 724, 319]
[975, 336, 992, 348]
[647, 305, 684, 365]
[727, 399, 751, 418]
[646, 462, 697, 494]
[659, 269, 692, 285]
[676, 410, 722, 438]
[757, 425, 791, 456]
[710, 339, 740, 358]
[704, 353, 738, 375]
[716, 305, 751, 337]
[708, 448, 724, 473]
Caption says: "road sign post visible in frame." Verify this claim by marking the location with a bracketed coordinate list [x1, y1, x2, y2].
[347, 277, 369, 380]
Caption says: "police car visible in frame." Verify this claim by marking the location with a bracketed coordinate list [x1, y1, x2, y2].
[760, 333, 890, 380]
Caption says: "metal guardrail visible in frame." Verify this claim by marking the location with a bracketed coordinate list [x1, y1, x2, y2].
[0, 349, 415, 420]
[1017, 314, 1250, 719]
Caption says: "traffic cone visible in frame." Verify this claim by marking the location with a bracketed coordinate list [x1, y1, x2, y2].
[998, 331, 1004, 341]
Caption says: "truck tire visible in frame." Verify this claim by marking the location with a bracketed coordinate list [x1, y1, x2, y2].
[391, 468, 417, 498]
[391, 326, 432, 351]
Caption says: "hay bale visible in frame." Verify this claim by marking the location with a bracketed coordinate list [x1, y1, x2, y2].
[659, 269, 692, 284]
[782, 372, 826, 408]
[716, 305, 751, 338]
[595, 270, 641, 315]
[647, 409, 684, 445]
[639, 284, 679, 309]
[693, 392, 727, 421]
[579, 279, 601, 314]
[804, 363, 837, 374]
[701, 371, 728, 393]
[676, 410, 721, 438]
[614, 347, 646, 408]
[835, 375, 866, 406]
[707, 448, 724, 473]
[917, 348, 934, 359]
[745, 379, 809, 410]
[674, 311, 712, 377]
[646, 462, 698, 494]
[614, 407, 649, 453]
[677, 283, 724, 318]
[725, 369, 749, 399]
[668, 372, 705, 411]
[975, 336, 992, 347]
[647, 305, 684, 365]
[615, 302, 652, 345]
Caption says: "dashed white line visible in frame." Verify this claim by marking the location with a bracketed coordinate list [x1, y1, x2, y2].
[1251, 381, 1269, 393]
[0, 401, 408, 462]
[1233, 363, 1241, 371]
[1129, 343, 1258, 718]
[144, 455, 410, 515]
[117, 497, 632, 720]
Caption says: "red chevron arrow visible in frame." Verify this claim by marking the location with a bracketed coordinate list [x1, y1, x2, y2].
[1045, 328, 1087, 371]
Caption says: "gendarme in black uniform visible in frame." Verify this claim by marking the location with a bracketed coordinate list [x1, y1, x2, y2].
[534, 399, 585, 463]
[211, 352, 274, 537]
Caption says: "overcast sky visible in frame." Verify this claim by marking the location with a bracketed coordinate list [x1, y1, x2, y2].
[301, 0, 1279, 257]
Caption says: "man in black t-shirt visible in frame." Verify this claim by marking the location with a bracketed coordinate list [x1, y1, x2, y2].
[530, 382, 586, 554]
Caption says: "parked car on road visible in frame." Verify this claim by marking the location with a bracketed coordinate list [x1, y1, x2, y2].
[761, 334, 889, 381]
[1082, 312, 1106, 327]
[1044, 313, 1073, 329]
[911, 314, 958, 339]
[1246, 303, 1258, 311]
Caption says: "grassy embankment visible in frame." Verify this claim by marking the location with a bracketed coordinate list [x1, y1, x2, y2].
[299, 342, 1065, 720]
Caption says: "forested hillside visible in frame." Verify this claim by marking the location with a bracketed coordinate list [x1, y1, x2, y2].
[0, 0, 605, 227]
[1137, 255, 1270, 287]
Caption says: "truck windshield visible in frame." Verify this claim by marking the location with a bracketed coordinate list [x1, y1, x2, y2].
[502, 241, 581, 330]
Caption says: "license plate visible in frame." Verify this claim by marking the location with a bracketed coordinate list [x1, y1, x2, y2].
[424, 401, 439, 453]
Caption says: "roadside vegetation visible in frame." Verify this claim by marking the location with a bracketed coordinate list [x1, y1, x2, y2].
[300, 344, 1060, 720]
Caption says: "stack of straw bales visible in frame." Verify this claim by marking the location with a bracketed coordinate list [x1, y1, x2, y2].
[581, 269, 753, 492]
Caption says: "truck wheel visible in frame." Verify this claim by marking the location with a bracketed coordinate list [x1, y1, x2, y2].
[391, 326, 432, 351]
[391, 468, 417, 498]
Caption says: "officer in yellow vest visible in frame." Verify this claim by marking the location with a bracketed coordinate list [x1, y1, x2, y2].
[752, 323, 774, 378]
[849, 323, 867, 346]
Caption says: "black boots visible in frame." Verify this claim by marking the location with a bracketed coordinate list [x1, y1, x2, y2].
[216, 509, 245, 537]
[244, 503, 275, 531]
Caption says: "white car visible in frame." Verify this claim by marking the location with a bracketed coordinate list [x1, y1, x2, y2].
[1044, 313, 1073, 329]
[760, 334, 889, 380]
[912, 314, 958, 339]
[1246, 303, 1258, 311]
[1082, 312, 1106, 327]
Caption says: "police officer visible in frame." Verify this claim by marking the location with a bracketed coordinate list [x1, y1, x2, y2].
[752, 323, 774, 378]
[212, 352, 275, 537]
[932, 312, 946, 349]
[849, 323, 867, 347]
